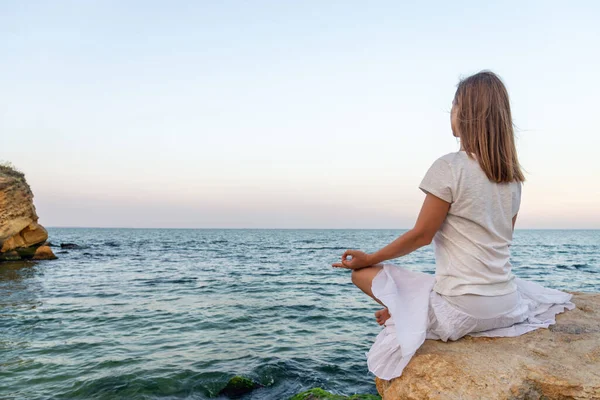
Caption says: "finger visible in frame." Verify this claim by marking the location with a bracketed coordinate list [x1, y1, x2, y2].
[332, 263, 349, 269]
[345, 251, 358, 262]
[344, 249, 359, 260]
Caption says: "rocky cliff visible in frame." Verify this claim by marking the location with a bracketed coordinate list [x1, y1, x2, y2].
[375, 292, 600, 399]
[0, 163, 56, 261]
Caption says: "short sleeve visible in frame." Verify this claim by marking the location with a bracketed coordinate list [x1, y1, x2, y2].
[419, 158, 454, 203]
[512, 181, 522, 217]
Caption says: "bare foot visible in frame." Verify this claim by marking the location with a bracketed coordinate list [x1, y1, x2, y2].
[374, 308, 391, 326]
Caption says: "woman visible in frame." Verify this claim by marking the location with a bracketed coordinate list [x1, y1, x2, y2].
[332, 70, 575, 380]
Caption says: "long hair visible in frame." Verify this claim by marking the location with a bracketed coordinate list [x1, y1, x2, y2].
[453, 70, 525, 183]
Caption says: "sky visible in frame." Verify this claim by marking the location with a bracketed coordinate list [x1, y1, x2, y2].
[1, 1, 599, 229]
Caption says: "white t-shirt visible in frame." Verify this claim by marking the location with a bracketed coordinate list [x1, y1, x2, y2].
[419, 151, 521, 296]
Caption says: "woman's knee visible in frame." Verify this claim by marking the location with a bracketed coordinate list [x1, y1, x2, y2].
[351, 266, 380, 287]
[351, 268, 364, 285]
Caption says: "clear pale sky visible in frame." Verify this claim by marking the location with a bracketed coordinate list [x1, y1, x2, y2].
[2, 1, 599, 229]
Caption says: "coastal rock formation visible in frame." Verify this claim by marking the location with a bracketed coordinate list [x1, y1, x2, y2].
[0, 164, 56, 261]
[375, 292, 600, 399]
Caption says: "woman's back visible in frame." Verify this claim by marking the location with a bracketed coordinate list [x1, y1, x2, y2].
[419, 150, 522, 297]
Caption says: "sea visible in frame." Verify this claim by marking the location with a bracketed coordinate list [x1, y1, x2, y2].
[1, 228, 598, 399]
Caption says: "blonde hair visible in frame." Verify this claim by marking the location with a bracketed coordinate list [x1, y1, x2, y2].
[453, 70, 525, 183]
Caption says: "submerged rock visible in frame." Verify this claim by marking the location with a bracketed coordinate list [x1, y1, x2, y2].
[60, 243, 81, 249]
[0, 163, 56, 261]
[375, 292, 600, 400]
[290, 388, 380, 399]
[218, 375, 263, 398]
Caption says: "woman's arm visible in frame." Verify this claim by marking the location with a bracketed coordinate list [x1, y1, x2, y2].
[367, 193, 450, 264]
[332, 193, 450, 270]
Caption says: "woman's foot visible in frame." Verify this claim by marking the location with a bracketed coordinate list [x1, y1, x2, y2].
[374, 307, 391, 326]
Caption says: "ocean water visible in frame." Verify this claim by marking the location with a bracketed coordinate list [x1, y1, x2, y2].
[1, 228, 598, 399]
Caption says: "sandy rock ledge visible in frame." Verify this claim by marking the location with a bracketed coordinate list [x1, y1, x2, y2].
[375, 292, 600, 399]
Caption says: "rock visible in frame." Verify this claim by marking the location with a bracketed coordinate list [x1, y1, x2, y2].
[33, 245, 57, 260]
[0, 163, 55, 262]
[60, 243, 81, 249]
[290, 388, 381, 399]
[14, 245, 38, 259]
[0, 164, 37, 243]
[218, 375, 263, 398]
[1, 222, 48, 252]
[0, 250, 21, 261]
[374, 292, 600, 400]
[20, 222, 48, 246]
[1, 234, 26, 252]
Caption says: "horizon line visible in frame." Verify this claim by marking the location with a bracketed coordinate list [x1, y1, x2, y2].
[44, 226, 600, 231]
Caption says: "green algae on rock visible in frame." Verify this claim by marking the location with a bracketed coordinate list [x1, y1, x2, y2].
[289, 387, 381, 400]
[217, 375, 264, 398]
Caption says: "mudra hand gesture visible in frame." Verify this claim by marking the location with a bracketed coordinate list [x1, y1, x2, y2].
[332, 249, 372, 270]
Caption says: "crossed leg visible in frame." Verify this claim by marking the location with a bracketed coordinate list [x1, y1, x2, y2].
[351, 264, 391, 325]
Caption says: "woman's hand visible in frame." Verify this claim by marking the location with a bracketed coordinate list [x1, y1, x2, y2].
[331, 249, 372, 270]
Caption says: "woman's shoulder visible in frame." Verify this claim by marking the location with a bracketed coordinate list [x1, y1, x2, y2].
[431, 151, 465, 167]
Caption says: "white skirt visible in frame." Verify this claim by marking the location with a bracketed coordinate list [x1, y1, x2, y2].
[365, 263, 576, 381]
